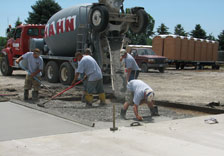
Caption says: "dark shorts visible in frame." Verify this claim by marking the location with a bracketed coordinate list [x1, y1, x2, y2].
[86, 79, 104, 94]
[80, 73, 87, 91]
[129, 70, 140, 82]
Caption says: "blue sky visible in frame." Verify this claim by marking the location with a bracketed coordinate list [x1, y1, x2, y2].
[0, 0, 223, 38]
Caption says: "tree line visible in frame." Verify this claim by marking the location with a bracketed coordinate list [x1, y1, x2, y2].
[0, 0, 224, 51]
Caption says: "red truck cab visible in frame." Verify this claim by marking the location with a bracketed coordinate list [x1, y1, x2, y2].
[0, 24, 45, 76]
[127, 45, 167, 73]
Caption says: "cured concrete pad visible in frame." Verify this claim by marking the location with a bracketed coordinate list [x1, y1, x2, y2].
[0, 113, 224, 156]
[0, 102, 89, 141]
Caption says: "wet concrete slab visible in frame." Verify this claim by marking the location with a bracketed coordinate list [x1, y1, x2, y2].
[0, 102, 89, 141]
[10, 99, 208, 130]
[0, 114, 223, 156]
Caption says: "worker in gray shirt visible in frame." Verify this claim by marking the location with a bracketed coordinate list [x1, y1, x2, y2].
[16, 49, 43, 101]
[121, 80, 159, 121]
[80, 48, 93, 102]
[72, 52, 106, 107]
[120, 49, 140, 82]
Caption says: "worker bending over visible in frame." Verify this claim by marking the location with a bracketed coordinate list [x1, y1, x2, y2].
[120, 49, 140, 82]
[16, 49, 43, 101]
[121, 80, 159, 121]
[72, 52, 106, 107]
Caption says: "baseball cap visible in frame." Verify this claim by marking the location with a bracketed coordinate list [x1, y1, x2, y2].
[33, 48, 40, 55]
[145, 89, 154, 102]
[120, 49, 126, 56]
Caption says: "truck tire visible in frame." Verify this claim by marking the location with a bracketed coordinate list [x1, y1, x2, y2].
[41, 61, 46, 77]
[180, 64, 185, 70]
[212, 65, 220, 70]
[59, 62, 74, 85]
[130, 9, 148, 34]
[90, 5, 109, 32]
[45, 61, 59, 83]
[158, 67, 165, 73]
[141, 63, 148, 73]
[0, 56, 13, 76]
[176, 63, 180, 70]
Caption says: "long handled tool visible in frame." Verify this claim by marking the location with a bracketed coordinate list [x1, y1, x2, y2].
[37, 80, 83, 108]
[19, 61, 53, 94]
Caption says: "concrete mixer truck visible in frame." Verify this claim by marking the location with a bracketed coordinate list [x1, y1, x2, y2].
[0, 0, 148, 98]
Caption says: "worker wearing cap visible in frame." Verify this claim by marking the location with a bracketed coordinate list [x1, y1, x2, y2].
[72, 52, 106, 107]
[120, 80, 159, 121]
[16, 48, 43, 101]
[120, 49, 140, 82]
[81, 48, 93, 102]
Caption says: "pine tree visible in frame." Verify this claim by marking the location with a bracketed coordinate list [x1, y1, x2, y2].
[174, 24, 188, 36]
[207, 33, 216, 41]
[157, 23, 170, 35]
[15, 17, 22, 27]
[26, 0, 61, 24]
[218, 30, 224, 50]
[190, 24, 207, 39]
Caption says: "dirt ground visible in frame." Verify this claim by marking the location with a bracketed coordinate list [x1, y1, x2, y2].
[0, 68, 223, 128]
[140, 67, 224, 106]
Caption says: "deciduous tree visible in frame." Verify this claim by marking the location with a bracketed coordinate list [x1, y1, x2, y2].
[126, 13, 155, 45]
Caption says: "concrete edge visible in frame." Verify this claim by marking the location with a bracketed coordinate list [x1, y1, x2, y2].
[155, 100, 224, 114]
[10, 99, 95, 128]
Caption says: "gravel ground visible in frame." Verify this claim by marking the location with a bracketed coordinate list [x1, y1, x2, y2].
[1, 68, 222, 128]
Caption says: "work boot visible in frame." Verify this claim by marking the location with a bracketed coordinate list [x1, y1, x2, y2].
[24, 90, 29, 100]
[150, 106, 159, 116]
[81, 94, 86, 103]
[86, 102, 92, 107]
[99, 93, 106, 106]
[99, 101, 106, 106]
[120, 108, 127, 120]
[32, 91, 39, 101]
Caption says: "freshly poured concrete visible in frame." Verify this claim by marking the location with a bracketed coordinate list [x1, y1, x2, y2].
[0, 112, 224, 155]
[0, 102, 89, 141]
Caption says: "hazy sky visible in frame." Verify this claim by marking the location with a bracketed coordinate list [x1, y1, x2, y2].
[0, 0, 223, 37]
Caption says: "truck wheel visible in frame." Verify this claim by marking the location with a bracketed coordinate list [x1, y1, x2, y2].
[180, 64, 185, 70]
[158, 67, 165, 73]
[45, 61, 59, 83]
[41, 61, 46, 77]
[216, 65, 220, 70]
[212, 65, 220, 70]
[90, 5, 109, 32]
[59, 62, 74, 85]
[141, 63, 148, 73]
[176, 63, 180, 70]
[130, 9, 148, 34]
[0, 56, 13, 76]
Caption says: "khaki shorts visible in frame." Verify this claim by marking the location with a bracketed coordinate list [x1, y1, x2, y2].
[24, 75, 41, 91]
[125, 90, 134, 105]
